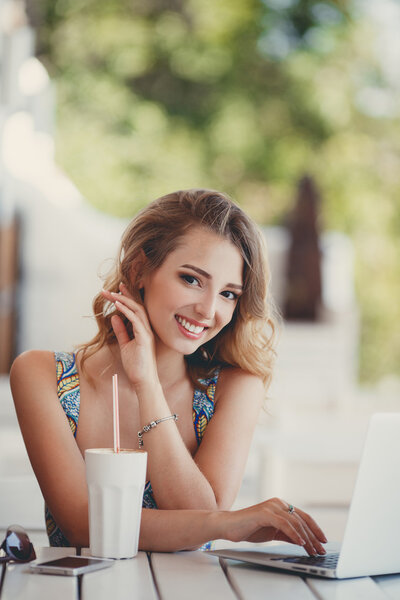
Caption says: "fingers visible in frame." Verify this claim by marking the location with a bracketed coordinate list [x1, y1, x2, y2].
[231, 499, 327, 555]
[295, 507, 328, 544]
[270, 513, 308, 549]
[291, 511, 326, 556]
[110, 314, 131, 347]
[270, 499, 326, 557]
[233, 503, 307, 547]
[102, 284, 151, 337]
[113, 299, 149, 344]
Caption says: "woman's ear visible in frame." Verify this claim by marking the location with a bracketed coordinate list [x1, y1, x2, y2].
[129, 249, 147, 290]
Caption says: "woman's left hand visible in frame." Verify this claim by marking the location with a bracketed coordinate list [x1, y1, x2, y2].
[102, 283, 159, 389]
[221, 498, 327, 556]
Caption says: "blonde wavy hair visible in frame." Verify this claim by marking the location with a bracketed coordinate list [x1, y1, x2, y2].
[79, 189, 278, 389]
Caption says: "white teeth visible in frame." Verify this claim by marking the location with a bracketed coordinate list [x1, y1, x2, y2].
[177, 316, 204, 335]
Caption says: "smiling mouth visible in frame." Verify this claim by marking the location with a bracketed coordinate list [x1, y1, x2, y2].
[175, 315, 208, 335]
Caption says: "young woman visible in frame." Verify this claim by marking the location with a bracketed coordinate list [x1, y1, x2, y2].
[11, 189, 327, 554]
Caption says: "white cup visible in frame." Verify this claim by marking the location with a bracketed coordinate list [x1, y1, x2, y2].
[85, 448, 147, 559]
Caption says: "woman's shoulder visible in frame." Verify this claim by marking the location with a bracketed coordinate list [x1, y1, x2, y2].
[215, 366, 265, 402]
[10, 350, 77, 390]
[10, 350, 61, 404]
[218, 365, 264, 384]
[197, 365, 264, 390]
[11, 350, 56, 377]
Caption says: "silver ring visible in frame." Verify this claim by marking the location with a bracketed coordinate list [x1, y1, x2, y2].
[288, 504, 295, 514]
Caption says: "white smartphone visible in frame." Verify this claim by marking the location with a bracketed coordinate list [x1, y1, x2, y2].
[29, 555, 113, 576]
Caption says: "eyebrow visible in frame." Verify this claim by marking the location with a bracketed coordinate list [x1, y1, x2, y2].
[181, 264, 243, 291]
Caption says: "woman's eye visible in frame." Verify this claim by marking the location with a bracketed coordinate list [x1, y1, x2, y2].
[181, 274, 200, 286]
[221, 290, 238, 301]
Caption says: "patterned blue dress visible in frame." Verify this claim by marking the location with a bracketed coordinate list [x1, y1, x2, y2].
[46, 351, 220, 547]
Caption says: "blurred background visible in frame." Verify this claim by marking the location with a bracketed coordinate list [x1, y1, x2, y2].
[1, 0, 400, 547]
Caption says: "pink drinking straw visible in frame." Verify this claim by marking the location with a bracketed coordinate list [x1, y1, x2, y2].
[112, 373, 120, 453]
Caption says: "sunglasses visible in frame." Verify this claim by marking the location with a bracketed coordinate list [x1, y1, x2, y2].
[0, 525, 36, 563]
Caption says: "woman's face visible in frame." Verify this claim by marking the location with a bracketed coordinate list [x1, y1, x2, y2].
[140, 226, 244, 356]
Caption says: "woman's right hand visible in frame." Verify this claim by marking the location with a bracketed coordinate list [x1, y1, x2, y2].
[222, 498, 327, 556]
[102, 284, 160, 390]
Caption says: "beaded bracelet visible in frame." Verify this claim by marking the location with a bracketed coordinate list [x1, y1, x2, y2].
[138, 414, 178, 448]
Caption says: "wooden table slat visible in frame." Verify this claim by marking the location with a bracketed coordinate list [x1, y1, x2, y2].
[150, 551, 238, 600]
[81, 551, 158, 600]
[1, 547, 77, 600]
[222, 558, 317, 600]
[307, 575, 389, 600]
[2, 546, 400, 600]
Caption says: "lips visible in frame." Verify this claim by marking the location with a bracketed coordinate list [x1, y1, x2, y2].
[175, 315, 208, 337]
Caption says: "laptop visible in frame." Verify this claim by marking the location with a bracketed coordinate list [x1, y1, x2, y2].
[209, 413, 400, 579]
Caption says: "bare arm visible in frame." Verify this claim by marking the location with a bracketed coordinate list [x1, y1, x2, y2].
[139, 499, 327, 554]
[10, 351, 326, 555]
[134, 369, 263, 512]
[191, 369, 264, 509]
[103, 286, 264, 511]
[10, 351, 90, 545]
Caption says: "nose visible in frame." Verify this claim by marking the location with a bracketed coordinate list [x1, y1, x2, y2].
[195, 291, 216, 321]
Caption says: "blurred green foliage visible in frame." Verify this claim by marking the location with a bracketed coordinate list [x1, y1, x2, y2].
[29, 0, 400, 382]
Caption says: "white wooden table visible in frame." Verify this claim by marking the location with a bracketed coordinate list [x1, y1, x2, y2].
[1, 546, 400, 600]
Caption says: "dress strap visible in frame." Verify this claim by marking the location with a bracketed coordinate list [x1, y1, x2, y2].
[47, 352, 80, 547]
[192, 368, 220, 445]
[54, 351, 80, 437]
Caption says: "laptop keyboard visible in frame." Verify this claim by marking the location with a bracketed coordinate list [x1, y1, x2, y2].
[282, 553, 340, 569]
